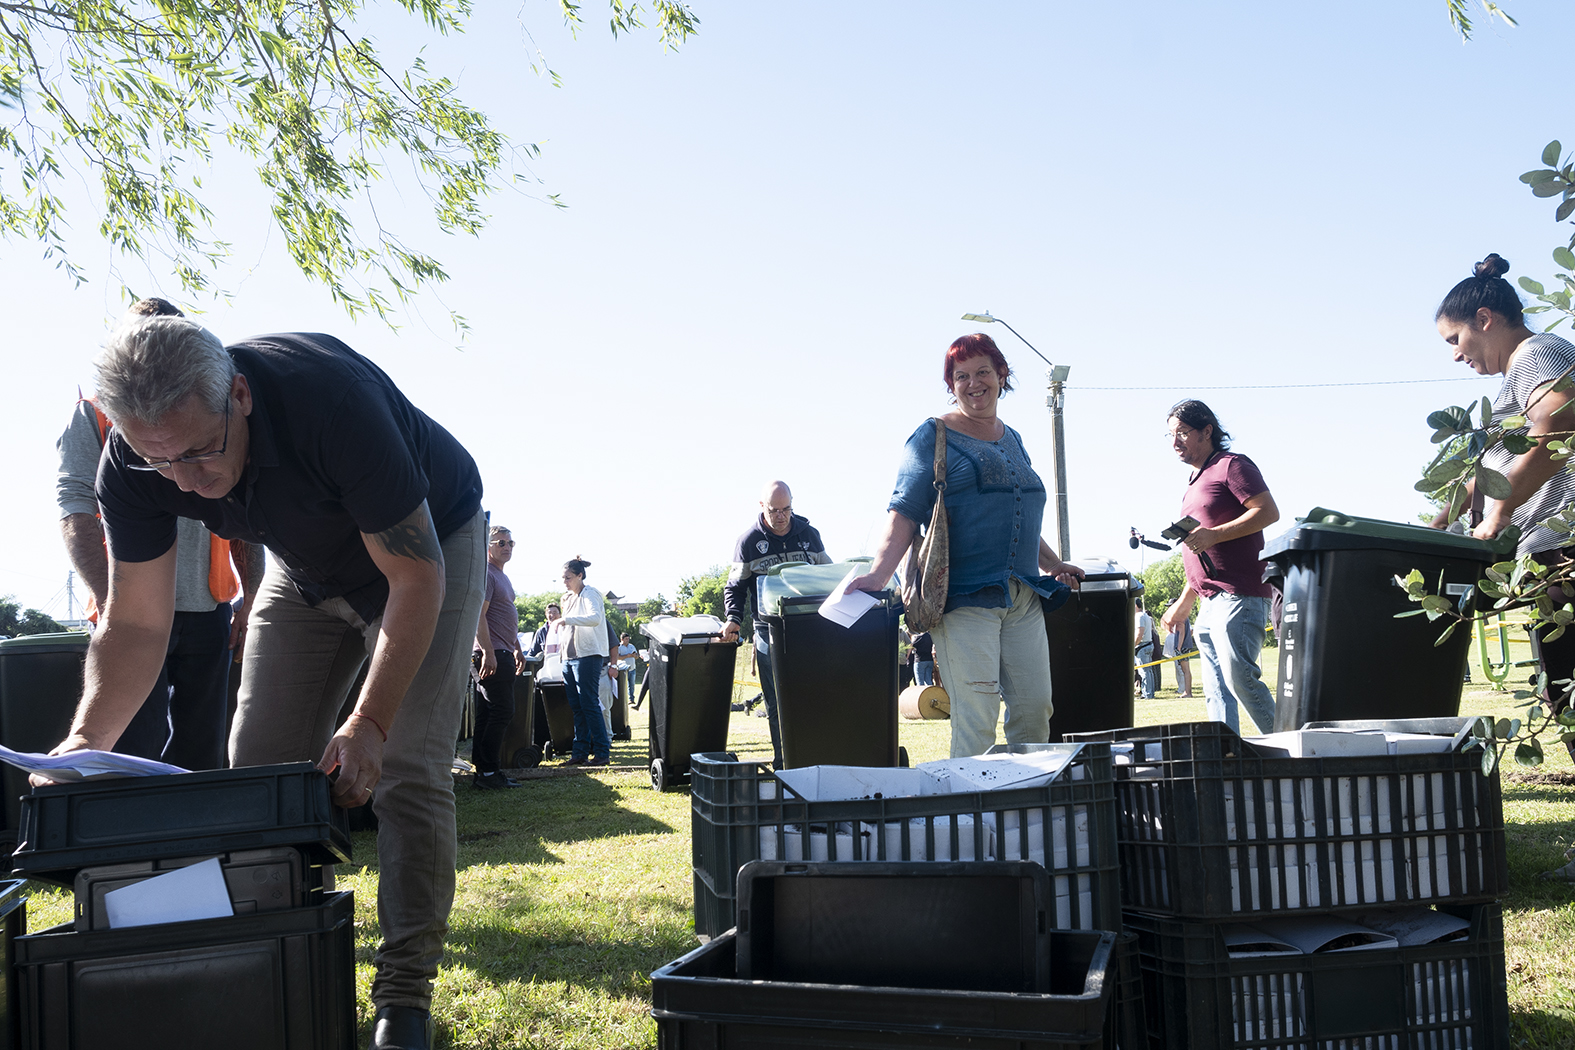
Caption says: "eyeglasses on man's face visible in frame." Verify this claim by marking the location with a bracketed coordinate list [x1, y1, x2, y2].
[764, 505, 792, 518]
[492, 539, 516, 547]
[127, 401, 232, 472]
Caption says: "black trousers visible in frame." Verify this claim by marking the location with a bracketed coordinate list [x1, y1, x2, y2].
[1528, 617, 1575, 763]
[115, 603, 234, 770]
[472, 649, 517, 774]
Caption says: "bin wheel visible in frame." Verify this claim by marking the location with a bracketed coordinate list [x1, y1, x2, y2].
[650, 758, 668, 792]
[511, 745, 543, 770]
[898, 746, 909, 768]
[543, 740, 556, 760]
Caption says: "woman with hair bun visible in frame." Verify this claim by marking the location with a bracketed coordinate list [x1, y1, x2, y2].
[557, 557, 612, 766]
[1432, 253, 1575, 762]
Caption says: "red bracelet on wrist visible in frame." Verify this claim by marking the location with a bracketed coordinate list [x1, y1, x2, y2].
[351, 711, 388, 742]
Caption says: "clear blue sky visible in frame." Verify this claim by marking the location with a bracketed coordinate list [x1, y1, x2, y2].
[0, 2, 1562, 617]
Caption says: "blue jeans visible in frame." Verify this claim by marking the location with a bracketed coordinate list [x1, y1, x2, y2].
[564, 654, 612, 760]
[1135, 643, 1157, 699]
[1195, 593, 1276, 734]
[915, 660, 934, 686]
[753, 624, 784, 768]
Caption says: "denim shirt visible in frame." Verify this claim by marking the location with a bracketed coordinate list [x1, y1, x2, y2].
[888, 419, 1068, 612]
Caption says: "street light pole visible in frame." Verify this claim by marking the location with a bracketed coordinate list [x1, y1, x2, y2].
[1047, 364, 1071, 562]
[961, 311, 1072, 560]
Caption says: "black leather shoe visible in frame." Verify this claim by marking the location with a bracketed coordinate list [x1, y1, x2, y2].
[370, 1006, 432, 1050]
[561, 756, 587, 766]
[474, 772, 520, 789]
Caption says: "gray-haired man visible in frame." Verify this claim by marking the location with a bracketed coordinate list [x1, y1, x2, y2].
[39, 318, 485, 1050]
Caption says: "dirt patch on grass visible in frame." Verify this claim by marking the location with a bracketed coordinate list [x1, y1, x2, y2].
[1504, 768, 1575, 787]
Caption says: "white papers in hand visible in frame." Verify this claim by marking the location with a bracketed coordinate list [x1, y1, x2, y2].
[104, 857, 233, 929]
[817, 566, 879, 628]
[0, 743, 187, 782]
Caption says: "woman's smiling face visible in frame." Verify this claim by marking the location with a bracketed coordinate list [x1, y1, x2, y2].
[951, 355, 1002, 418]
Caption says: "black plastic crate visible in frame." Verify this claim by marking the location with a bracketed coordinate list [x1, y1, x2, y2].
[0, 881, 29, 1050]
[17, 890, 355, 1050]
[1066, 723, 1506, 919]
[689, 743, 1119, 938]
[73, 846, 331, 931]
[1107, 931, 1145, 1050]
[1125, 903, 1508, 1050]
[652, 927, 1115, 1050]
[734, 861, 1053, 992]
[13, 763, 352, 886]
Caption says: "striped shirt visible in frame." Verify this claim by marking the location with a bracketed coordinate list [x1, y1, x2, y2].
[1482, 332, 1575, 556]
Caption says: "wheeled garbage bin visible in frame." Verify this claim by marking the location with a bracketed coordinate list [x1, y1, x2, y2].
[0, 632, 88, 840]
[640, 615, 737, 791]
[758, 561, 903, 770]
[1041, 560, 1141, 741]
[534, 678, 575, 761]
[500, 653, 541, 769]
[1262, 507, 1516, 730]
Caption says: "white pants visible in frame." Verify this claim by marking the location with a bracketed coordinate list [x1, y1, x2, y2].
[932, 578, 1054, 758]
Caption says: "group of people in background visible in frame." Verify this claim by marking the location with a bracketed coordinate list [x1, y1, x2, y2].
[1131, 599, 1194, 701]
[470, 543, 635, 784]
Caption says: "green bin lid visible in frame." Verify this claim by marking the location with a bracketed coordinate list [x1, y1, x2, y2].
[1261, 507, 1517, 563]
[0, 631, 90, 655]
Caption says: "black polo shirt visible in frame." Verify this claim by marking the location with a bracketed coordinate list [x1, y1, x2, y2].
[98, 332, 484, 622]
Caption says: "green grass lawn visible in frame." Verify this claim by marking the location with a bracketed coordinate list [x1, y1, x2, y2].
[19, 639, 1575, 1048]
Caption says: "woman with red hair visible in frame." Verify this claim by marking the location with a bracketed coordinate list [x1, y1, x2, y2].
[850, 333, 1084, 757]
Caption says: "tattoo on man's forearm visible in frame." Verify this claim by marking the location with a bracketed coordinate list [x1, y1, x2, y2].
[374, 510, 442, 563]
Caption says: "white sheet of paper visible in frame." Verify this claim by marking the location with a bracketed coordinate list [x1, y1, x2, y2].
[817, 566, 879, 628]
[103, 856, 234, 929]
[0, 743, 186, 782]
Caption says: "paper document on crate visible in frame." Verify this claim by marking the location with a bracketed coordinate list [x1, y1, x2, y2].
[0, 743, 187, 781]
[103, 856, 234, 928]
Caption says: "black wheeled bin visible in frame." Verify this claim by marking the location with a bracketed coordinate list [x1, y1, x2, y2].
[500, 654, 541, 769]
[533, 679, 575, 760]
[762, 593, 902, 770]
[0, 633, 89, 842]
[1041, 560, 1140, 741]
[640, 620, 737, 791]
[1262, 507, 1516, 731]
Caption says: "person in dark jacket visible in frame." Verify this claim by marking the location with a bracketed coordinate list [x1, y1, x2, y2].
[719, 481, 831, 767]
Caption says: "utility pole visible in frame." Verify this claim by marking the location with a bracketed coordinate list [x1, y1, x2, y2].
[1046, 365, 1072, 561]
[65, 570, 76, 623]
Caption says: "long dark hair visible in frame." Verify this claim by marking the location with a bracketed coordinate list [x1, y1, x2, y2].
[1435, 254, 1524, 328]
[1168, 399, 1230, 452]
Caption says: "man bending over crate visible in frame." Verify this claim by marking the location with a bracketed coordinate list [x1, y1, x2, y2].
[35, 316, 486, 1050]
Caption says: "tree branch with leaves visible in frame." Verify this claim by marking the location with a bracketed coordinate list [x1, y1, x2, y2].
[0, 0, 697, 323]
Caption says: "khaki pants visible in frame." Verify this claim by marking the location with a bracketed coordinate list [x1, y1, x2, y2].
[231, 510, 486, 1009]
[932, 578, 1054, 758]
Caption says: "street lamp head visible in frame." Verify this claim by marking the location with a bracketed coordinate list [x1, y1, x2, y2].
[1050, 364, 1071, 383]
[961, 312, 996, 323]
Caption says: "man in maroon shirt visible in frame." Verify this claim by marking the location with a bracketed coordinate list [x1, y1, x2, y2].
[1158, 400, 1280, 733]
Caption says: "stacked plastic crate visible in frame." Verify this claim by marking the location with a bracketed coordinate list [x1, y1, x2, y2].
[676, 743, 1145, 1047]
[688, 743, 1121, 938]
[7, 762, 355, 1050]
[1069, 721, 1511, 1050]
[654, 860, 1120, 1049]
